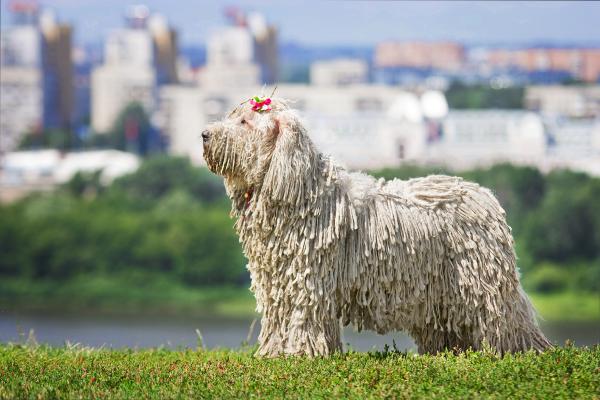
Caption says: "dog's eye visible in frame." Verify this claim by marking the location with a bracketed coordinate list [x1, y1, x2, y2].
[241, 119, 247, 125]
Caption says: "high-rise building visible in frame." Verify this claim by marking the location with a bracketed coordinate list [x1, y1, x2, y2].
[0, 67, 43, 153]
[91, 6, 177, 133]
[0, 0, 73, 153]
[91, 65, 155, 133]
[200, 26, 260, 88]
[246, 11, 278, 84]
[199, 8, 277, 87]
[40, 11, 73, 130]
[148, 14, 178, 85]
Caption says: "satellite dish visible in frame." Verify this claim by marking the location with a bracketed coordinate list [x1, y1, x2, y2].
[421, 90, 448, 120]
[387, 92, 423, 123]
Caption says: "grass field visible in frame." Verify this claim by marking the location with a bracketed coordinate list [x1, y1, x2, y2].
[1, 276, 598, 322]
[529, 292, 600, 322]
[1, 344, 598, 399]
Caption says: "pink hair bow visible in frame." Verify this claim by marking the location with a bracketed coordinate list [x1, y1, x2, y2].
[250, 96, 272, 113]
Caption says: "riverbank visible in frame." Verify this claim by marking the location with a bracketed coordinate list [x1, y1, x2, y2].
[0, 276, 257, 319]
[1, 344, 598, 399]
[1, 276, 598, 322]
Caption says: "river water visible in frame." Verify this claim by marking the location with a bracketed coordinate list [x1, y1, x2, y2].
[1, 311, 597, 351]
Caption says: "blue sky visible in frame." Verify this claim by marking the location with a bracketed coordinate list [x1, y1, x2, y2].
[1, 0, 599, 47]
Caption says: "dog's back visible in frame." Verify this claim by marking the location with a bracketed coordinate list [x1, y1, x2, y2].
[337, 172, 551, 354]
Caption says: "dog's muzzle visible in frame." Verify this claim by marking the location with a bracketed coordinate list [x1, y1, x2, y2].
[201, 130, 210, 143]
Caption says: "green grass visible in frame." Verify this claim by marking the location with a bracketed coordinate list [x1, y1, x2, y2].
[1, 344, 598, 399]
[530, 292, 600, 322]
[0, 275, 257, 319]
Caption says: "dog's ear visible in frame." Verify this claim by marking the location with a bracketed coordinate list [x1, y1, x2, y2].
[262, 112, 319, 205]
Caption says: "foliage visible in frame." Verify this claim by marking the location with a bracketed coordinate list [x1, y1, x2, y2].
[18, 128, 77, 151]
[1, 345, 598, 399]
[461, 164, 546, 231]
[445, 82, 524, 109]
[0, 156, 239, 286]
[522, 263, 571, 293]
[1, 276, 598, 322]
[0, 197, 244, 285]
[64, 171, 105, 198]
[522, 170, 600, 263]
[16, 102, 161, 155]
[112, 155, 225, 204]
[0, 158, 598, 316]
[0, 275, 256, 318]
[528, 292, 600, 322]
[96, 102, 156, 155]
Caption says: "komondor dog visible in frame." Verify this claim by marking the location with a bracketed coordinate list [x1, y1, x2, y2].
[202, 96, 552, 357]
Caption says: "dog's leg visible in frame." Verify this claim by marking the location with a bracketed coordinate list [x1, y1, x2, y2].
[410, 325, 471, 354]
[255, 312, 286, 357]
[255, 301, 342, 357]
[285, 306, 342, 356]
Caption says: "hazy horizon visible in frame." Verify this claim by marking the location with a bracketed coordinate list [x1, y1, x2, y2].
[1, 0, 599, 48]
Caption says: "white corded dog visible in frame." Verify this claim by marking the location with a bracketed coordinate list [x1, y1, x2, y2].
[202, 96, 551, 356]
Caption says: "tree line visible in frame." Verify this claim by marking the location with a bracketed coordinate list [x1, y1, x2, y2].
[0, 157, 598, 294]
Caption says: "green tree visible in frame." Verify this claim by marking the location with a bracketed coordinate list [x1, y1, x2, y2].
[112, 155, 225, 203]
[446, 82, 524, 109]
[522, 170, 600, 263]
[90, 102, 154, 155]
[64, 171, 104, 198]
[18, 128, 76, 150]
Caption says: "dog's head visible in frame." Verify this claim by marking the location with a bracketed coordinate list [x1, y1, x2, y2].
[202, 98, 319, 203]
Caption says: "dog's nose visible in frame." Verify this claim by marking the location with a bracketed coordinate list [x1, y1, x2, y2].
[201, 130, 210, 142]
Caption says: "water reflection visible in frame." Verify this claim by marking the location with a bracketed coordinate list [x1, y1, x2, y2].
[0, 312, 597, 351]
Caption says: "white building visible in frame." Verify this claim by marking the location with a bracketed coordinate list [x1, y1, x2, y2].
[104, 28, 154, 67]
[0, 11, 47, 152]
[0, 149, 140, 202]
[0, 23, 42, 67]
[1, 7, 74, 153]
[91, 7, 176, 133]
[246, 11, 278, 84]
[1, 149, 60, 186]
[155, 80, 600, 176]
[91, 25, 156, 133]
[310, 59, 368, 86]
[427, 110, 547, 168]
[207, 27, 254, 65]
[91, 65, 155, 133]
[199, 27, 260, 89]
[156, 84, 429, 168]
[525, 85, 600, 118]
[541, 117, 600, 176]
[53, 150, 140, 184]
[0, 67, 43, 152]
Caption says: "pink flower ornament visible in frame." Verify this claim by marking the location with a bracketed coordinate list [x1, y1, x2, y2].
[250, 96, 272, 113]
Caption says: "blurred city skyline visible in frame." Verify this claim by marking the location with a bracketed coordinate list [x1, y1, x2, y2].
[1, 0, 600, 47]
[2, 0, 600, 191]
